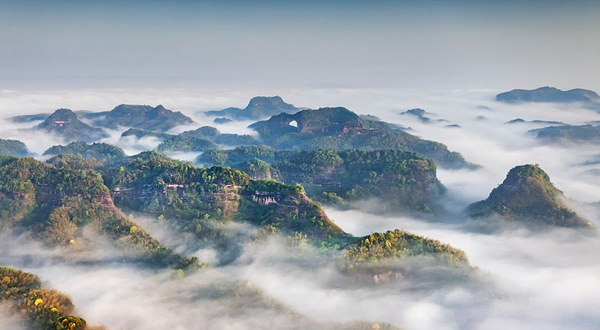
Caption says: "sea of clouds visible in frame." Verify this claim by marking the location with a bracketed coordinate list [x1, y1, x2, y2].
[1, 87, 599, 330]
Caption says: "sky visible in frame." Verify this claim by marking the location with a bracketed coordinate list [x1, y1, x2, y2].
[1, 0, 599, 91]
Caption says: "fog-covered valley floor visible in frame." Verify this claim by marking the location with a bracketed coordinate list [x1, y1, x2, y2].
[1, 87, 599, 330]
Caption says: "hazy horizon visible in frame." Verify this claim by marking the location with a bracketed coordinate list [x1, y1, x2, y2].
[1, 0, 600, 91]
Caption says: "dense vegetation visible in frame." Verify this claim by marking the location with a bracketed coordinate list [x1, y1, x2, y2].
[205, 96, 299, 120]
[198, 145, 276, 165]
[0, 147, 471, 278]
[200, 147, 446, 213]
[43, 142, 126, 161]
[0, 265, 105, 330]
[100, 152, 345, 243]
[234, 159, 281, 180]
[0, 156, 202, 269]
[156, 135, 218, 152]
[0, 139, 29, 157]
[341, 229, 469, 274]
[248, 107, 476, 169]
[467, 164, 593, 228]
[178, 126, 259, 147]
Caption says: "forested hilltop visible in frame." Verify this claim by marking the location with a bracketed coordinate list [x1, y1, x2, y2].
[0, 156, 202, 270]
[468, 164, 594, 229]
[0, 265, 105, 330]
[200, 147, 446, 214]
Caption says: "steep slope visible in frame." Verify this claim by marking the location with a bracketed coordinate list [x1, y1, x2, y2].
[248, 107, 476, 169]
[0, 157, 201, 269]
[86, 104, 193, 132]
[496, 86, 600, 104]
[467, 164, 593, 228]
[205, 96, 299, 120]
[33, 109, 107, 143]
[0, 265, 105, 330]
[0, 139, 30, 157]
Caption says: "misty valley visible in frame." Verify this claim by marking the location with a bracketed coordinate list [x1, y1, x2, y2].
[1, 88, 600, 330]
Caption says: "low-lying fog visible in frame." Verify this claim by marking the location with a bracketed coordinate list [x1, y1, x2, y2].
[3, 208, 600, 330]
[1, 87, 599, 330]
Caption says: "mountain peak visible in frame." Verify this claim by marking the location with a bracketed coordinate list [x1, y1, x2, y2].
[246, 96, 294, 110]
[205, 96, 299, 120]
[47, 108, 79, 121]
[468, 164, 593, 229]
[504, 164, 550, 185]
[34, 109, 106, 142]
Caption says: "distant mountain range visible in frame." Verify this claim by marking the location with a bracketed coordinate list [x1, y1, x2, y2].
[504, 118, 567, 126]
[496, 86, 600, 105]
[528, 124, 600, 144]
[7, 98, 478, 170]
[249, 106, 477, 169]
[204, 96, 300, 121]
[13, 104, 194, 133]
